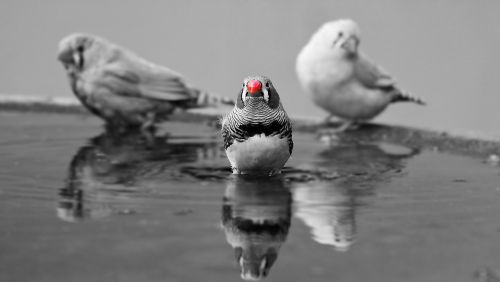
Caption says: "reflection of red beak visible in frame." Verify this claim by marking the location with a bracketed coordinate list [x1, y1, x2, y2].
[246, 80, 262, 95]
[240, 257, 268, 281]
[341, 36, 359, 53]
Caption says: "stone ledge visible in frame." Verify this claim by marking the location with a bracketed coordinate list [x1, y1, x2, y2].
[0, 94, 498, 159]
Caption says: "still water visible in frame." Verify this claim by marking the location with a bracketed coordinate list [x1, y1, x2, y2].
[0, 112, 499, 282]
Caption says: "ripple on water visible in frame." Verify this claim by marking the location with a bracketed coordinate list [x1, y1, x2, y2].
[2, 114, 500, 282]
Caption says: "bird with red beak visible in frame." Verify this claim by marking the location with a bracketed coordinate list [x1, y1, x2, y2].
[221, 76, 293, 175]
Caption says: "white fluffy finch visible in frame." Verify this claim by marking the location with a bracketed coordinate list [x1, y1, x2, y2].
[221, 76, 293, 175]
[57, 33, 233, 130]
[296, 19, 426, 130]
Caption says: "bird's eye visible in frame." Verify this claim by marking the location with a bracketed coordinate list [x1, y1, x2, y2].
[76, 45, 84, 53]
[338, 31, 343, 37]
[265, 82, 270, 88]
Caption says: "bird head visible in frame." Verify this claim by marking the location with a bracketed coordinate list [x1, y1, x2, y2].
[57, 33, 112, 72]
[234, 246, 278, 280]
[236, 76, 281, 110]
[314, 19, 361, 55]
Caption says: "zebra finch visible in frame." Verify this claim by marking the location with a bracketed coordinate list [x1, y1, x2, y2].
[221, 76, 293, 175]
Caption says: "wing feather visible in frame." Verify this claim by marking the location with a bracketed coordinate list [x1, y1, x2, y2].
[97, 51, 195, 101]
[354, 53, 397, 90]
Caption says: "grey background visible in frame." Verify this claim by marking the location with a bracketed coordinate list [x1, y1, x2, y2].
[0, 0, 498, 133]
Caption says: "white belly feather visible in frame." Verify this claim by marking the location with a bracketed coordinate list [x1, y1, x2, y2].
[226, 134, 290, 175]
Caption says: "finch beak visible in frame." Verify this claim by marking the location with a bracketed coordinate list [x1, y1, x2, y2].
[57, 48, 74, 64]
[246, 80, 264, 97]
[340, 36, 359, 54]
[239, 257, 267, 280]
[57, 48, 82, 69]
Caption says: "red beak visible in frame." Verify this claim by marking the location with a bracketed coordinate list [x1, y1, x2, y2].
[246, 80, 262, 95]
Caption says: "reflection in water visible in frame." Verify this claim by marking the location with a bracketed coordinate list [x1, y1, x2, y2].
[294, 183, 357, 252]
[475, 267, 500, 282]
[221, 175, 291, 280]
[57, 130, 222, 222]
[317, 141, 418, 176]
[294, 142, 418, 251]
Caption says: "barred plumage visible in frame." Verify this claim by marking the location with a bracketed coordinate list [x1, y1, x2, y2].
[391, 91, 426, 105]
[222, 76, 293, 175]
[223, 99, 293, 153]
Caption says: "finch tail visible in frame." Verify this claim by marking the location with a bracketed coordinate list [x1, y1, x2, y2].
[391, 91, 426, 105]
[186, 86, 235, 108]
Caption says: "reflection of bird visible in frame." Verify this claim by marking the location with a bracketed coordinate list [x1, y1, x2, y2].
[293, 182, 356, 252]
[57, 33, 234, 130]
[221, 175, 291, 280]
[475, 267, 500, 282]
[57, 130, 223, 222]
[222, 76, 293, 175]
[293, 142, 418, 251]
[296, 19, 425, 131]
[317, 142, 417, 176]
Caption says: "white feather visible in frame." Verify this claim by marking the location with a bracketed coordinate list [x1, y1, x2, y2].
[226, 134, 290, 175]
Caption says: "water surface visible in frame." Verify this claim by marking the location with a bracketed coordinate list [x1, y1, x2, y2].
[0, 112, 499, 282]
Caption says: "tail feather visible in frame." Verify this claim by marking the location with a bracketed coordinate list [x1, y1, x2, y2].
[391, 91, 426, 105]
[186, 86, 235, 108]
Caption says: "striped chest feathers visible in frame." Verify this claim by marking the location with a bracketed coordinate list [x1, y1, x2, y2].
[222, 75, 293, 175]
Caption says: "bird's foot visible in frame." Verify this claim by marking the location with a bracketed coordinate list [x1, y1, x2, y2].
[231, 168, 282, 176]
[317, 120, 357, 134]
[322, 115, 342, 126]
[141, 113, 157, 130]
[139, 126, 158, 148]
[336, 120, 360, 132]
[317, 130, 341, 146]
[316, 121, 359, 145]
